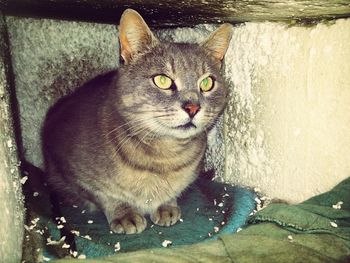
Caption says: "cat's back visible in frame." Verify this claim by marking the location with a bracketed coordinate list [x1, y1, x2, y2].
[42, 70, 117, 157]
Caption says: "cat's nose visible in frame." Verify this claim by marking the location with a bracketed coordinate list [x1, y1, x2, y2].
[182, 102, 200, 118]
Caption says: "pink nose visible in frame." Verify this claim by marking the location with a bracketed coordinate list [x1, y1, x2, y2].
[183, 102, 200, 118]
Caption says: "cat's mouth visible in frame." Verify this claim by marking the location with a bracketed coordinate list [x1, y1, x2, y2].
[176, 122, 197, 130]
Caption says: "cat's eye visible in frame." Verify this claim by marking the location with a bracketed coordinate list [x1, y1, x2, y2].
[153, 75, 173, 90]
[199, 76, 214, 92]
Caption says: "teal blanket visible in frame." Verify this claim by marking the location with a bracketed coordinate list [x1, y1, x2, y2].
[51, 176, 350, 263]
[22, 164, 256, 260]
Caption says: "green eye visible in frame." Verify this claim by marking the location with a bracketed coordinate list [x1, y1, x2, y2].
[200, 76, 214, 92]
[153, 75, 172, 90]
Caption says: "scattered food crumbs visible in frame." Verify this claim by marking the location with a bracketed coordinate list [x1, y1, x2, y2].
[110, 231, 114, 234]
[218, 202, 224, 207]
[81, 210, 86, 214]
[43, 256, 51, 261]
[236, 228, 243, 233]
[60, 217, 66, 223]
[332, 201, 343, 210]
[7, 139, 12, 148]
[179, 218, 183, 222]
[196, 208, 199, 211]
[73, 205, 78, 208]
[222, 211, 226, 214]
[221, 221, 225, 226]
[20, 176, 28, 185]
[208, 218, 213, 221]
[114, 242, 121, 252]
[288, 235, 293, 240]
[330, 221, 338, 228]
[162, 240, 172, 247]
[208, 233, 212, 237]
[87, 220, 93, 224]
[223, 193, 229, 197]
[33, 192, 39, 197]
[62, 243, 70, 249]
[213, 199, 217, 205]
[77, 254, 86, 259]
[224, 187, 227, 191]
[150, 225, 154, 228]
[57, 225, 64, 229]
[214, 227, 219, 233]
[82, 235, 92, 240]
[158, 232, 162, 235]
[71, 230, 80, 236]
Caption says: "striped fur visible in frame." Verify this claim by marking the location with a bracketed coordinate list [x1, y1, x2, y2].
[42, 9, 232, 234]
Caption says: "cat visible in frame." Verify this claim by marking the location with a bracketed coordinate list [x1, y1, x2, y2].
[42, 9, 232, 234]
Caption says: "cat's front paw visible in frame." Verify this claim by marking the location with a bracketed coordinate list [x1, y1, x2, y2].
[110, 212, 147, 234]
[150, 205, 181, 227]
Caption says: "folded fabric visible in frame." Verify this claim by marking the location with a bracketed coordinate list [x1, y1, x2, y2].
[34, 174, 256, 259]
[51, 177, 350, 263]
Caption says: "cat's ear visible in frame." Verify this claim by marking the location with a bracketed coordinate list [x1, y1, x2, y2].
[200, 24, 233, 68]
[119, 9, 159, 64]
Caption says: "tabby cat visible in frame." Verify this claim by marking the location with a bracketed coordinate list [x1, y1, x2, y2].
[42, 9, 232, 234]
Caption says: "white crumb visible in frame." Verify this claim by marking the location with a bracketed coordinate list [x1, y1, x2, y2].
[43, 256, 51, 261]
[81, 210, 86, 214]
[57, 225, 64, 229]
[71, 230, 80, 236]
[254, 187, 261, 193]
[87, 220, 93, 224]
[213, 199, 217, 205]
[62, 243, 70, 249]
[162, 240, 172, 247]
[218, 202, 224, 207]
[114, 242, 121, 252]
[179, 218, 183, 222]
[33, 192, 39, 197]
[208, 218, 213, 221]
[46, 236, 66, 245]
[222, 211, 226, 214]
[70, 250, 78, 257]
[236, 228, 243, 233]
[330, 221, 338, 228]
[60, 217, 66, 223]
[223, 193, 229, 197]
[288, 235, 293, 240]
[214, 226, 219, 233]
[196, 208, 199, 211]
[77, 254, 86, 259]
[7, 139, 12, 148]
[221, 221, 225, 226]
[20, 176, 28, 185]
[73, 205, 78, 208]
[208, 233, 212, 237]
[332, 201, 343, 210]
[254, 197, 262, 205]
[158, 232, 162, 235]
[82, 235, 92, 240]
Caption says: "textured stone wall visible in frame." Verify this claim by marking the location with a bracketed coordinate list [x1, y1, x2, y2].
[0, 15, 24, 263]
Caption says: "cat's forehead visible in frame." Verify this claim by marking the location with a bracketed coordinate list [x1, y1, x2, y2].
[150, 43, 213, 75]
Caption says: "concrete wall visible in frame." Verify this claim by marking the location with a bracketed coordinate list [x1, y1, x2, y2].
[0, 15, 24, 263]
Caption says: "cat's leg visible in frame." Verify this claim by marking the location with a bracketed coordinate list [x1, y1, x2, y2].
[103, 201, 147, 234]
[150, 199, 181, 227]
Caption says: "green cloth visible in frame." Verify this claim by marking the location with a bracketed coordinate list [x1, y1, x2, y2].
[52, 177, 350, 263]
